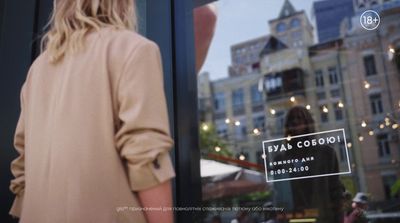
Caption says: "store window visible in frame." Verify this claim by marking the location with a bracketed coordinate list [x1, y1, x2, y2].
[363, 55, 377, 76]
[194, 1, 400, 223]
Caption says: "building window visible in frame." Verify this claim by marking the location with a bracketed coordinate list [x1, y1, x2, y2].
[232, 89, 245, 114]
[330, 89, 341, 98]
[320, 105, 329, 123]
[216, 125, 228, 139]
[275, 111, 286, 134]
[253, 116, 265, 132]
[315, 70, 324, 87]
[334, 103, 344, 121]
[377, 134, 391, 158]
[265, 75, 283, 94]
[214, 92, 225, 112]
[276, 22, 287, 33]
[290, 18, 301, 28]
[328, 67, 339, 85]
[382, 175, 398, 199]
[235, 120, 247, 140]
[291, 31, 302, 40]
[363, 55, 377, 76]
[317, 91, 326, 100]
[250, 84, 263, 104]
[370, 94, 383, 115]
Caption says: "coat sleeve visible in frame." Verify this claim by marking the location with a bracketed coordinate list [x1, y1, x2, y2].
[9, 82, 27, 218]
[115, 40, 175, 191]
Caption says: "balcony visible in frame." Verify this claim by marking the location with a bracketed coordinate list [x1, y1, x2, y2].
[262, 68, 305, 100]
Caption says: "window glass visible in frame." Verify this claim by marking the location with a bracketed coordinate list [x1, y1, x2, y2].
[276, 22, 287, 32]
[290, 18, 301, 28]
[195, 1, 400, 222]
[363, 55, 377, 76]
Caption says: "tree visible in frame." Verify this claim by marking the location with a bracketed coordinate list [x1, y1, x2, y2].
[199, 123, 233, 158]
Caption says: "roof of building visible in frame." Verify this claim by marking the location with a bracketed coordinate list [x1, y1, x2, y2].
[279, 0, 297, 19]
[259, 36, 288, 56]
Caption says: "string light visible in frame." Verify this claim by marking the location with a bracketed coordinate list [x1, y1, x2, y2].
[369, 130, 374, 136]
[389, 47, 395, 54]
[202, 124, 209, 131]
[364, 81, 370, 89]
[234, 121, 241, 126]
[239, 154, 246, 161]
[290, 96, 296, 103]
[261, 154, 266, 159]
[392, 124, 399, 129]
[225, 118, 231, 124]
[306, 104, 311, 110]
[361, 120, 367, 128]
[214, 146, 221, 152]
[270, 109, 276, 115]
[347, 142, 352, 148]
[358, 135, 364, 142]
[380, 124, 385, 129]
[253, 128, 261, 135]
[323, 106, 329, 113]
[287, 135, 292, 141]
[338, 101, 344, 108]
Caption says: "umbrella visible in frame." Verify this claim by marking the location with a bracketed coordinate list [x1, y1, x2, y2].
[201, 159, 269, 201]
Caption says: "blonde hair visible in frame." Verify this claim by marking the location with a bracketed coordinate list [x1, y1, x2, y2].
[42, 0, 137, 63]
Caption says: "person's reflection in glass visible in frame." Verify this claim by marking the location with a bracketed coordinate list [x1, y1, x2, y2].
[283, 106, 344, 223]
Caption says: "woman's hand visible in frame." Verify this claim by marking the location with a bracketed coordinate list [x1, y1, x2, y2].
[138, 180, 174, 223]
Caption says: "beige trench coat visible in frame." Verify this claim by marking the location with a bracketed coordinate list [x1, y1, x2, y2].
[9, 27, 175, 223]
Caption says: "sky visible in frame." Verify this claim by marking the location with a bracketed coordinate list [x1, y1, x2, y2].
[200, 0, 315, 80]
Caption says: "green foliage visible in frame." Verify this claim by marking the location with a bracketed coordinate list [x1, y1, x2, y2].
[237, 190, 271, 202]
[391, 179, 400, 197]
[199, 123, 233, 158]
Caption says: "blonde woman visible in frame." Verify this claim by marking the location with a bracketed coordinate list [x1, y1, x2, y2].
[9, 1, 175, 222]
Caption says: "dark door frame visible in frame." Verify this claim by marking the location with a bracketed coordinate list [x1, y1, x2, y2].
[0, 1, 201, 222]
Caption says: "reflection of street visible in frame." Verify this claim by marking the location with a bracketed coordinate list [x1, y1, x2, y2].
[197, 0, 400, 222]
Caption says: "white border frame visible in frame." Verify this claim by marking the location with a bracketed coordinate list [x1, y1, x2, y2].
[262, 128, 352, 183]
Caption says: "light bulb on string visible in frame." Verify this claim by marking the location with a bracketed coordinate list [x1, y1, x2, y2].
[202, 124, 209, 131]
[361, 120, 367, 128]
[253, 128, 260, 135]
[364, 81, 370, 89]
[306, 104, 311, 110]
